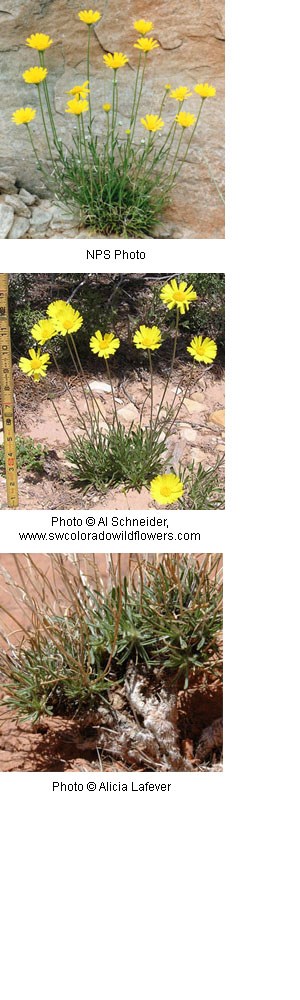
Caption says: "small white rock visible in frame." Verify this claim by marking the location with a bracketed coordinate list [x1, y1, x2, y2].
[0, 203, 14, 238]
[8, 216, 30, 239]
[18, 187, 37, 206]
[4, 194, 31, 218]
[30, 205, 54, 227]
[0, 171, 17, 193]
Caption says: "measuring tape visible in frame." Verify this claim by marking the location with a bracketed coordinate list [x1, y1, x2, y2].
[0, 273, 19, 508]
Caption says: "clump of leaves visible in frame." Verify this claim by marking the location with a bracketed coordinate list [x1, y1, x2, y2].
[0, 554, 222, 721]
[0, 435, 46, 475]
[178, 459, 224, 509]
[65, 418, 168, 493]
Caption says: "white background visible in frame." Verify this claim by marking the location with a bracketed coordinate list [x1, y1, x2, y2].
[1, 0, 300, 997]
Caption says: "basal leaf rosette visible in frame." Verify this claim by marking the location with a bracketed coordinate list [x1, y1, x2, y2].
[19, 348, 51, 382]
[150, 473, 184, 506]
[90, 331, 120, 358]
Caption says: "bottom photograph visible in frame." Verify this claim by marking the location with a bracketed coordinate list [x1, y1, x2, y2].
[0, 553, 223, 773]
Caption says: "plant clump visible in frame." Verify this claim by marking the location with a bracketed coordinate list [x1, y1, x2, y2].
[11, 12, 217, 237]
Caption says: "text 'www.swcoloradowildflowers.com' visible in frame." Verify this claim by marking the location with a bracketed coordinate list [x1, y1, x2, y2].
[17, 515, 200, 544]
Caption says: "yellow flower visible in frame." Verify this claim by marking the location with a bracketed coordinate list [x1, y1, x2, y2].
[103, 52, 128, 70]
[194, 83, 216, 99]
[160, 279, 197, 314]
[133, 20, 154, 34]
[12, 107, 37, 125]
[78, 10, 101, 24]
[19, 348, 51, 383]
[133, 38, 159, 52]
[102, 102, 112, 112]
[26, 33, 53, 51]
[90, 331, 120, 358]
[47, 300, 83, 335]
[133, 326, 162, 351]
[150, 473, 184, 505]
[169, 86, 192, 101]
[187, 336, 217, 364]
[31, 319, 58, 346]
[125, 128, 131, 134]
[66, 81, 90, 98]
[140, 114, 164, 132]
[65, 98, 89, 115]
[175, 110, 196, 128]
[165, 84, 171, 90]
[22, 66, 48, 85]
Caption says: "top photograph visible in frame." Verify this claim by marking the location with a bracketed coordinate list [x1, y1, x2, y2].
[0, 1, 224, 240]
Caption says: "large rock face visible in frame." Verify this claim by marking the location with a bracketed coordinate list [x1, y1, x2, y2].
[0, 0, 224, 238]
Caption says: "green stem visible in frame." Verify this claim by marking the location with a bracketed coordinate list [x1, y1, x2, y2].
[154, 308, 180, 431]
[129, 51, 142, 127]
[37, 84, 55, 164]
[25, 124, 44, 171]
[172, 100, 205, 182]
[104, 358, 120, 427]
[87, 26, 92, 129]
[130, 54, 147, 141]
[148, 349, 154, 433]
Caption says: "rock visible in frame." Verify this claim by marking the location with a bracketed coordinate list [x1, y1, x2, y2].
[89, 380, 113, 394]
[4, 194, 31, 217]
[181, 426, 198, 443]
[8, 216, 30, 238]
[0, 171, 17, 193]
[30, 205, 54, 227]
[0, 203, 14, 238]
[189, 448, 209, 466]
[117, 403, 140, 424]
[0, 0, 224, 239]
[183, 398, 207, 415]
[209, 408, 225, 428]
[18, 187, 37, 206]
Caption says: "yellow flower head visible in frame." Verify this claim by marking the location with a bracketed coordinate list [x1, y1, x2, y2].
[133, 20, 154, 34]
[22, 66, 48, 85]
[66, 81, 90, 98]
[103, 52, 128, 70]
[140, 114, 164, 132]
[175, 110, 196, 128]
[90, 331, 120, 358]
[19, 348, 51, 383]
[12, 107, 37, 125]
[125, 128, 131, 134]
[169, 86, 192, 101]
[65, 98, 89, 115]
[26, 33, 53, 51]
[194, 83, 216, 99]
[78, 9, 101, 24]
[160, 279, 197, 315]
[187, 336, 217, 364]
[31, 318, 58, 346]
[47, 300, 83, 335]
[133, 37, 159, 52]
[165, 84, 171, 90]
[102, 102, 112, 112]
[133, 326, 162, 351]
[150, 473, 184, 506]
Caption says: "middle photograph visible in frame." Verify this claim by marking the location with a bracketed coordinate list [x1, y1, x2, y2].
[2, 272, 225, 510]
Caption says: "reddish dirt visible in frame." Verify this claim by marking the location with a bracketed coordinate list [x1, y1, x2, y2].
[0, 367, 224, 509]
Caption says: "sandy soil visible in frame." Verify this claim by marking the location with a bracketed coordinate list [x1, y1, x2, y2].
[0, 367, 224, 509]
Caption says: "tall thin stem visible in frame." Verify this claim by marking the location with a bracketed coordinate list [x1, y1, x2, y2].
[104, 358, 120, 427]
[154, 308, 180, 431]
